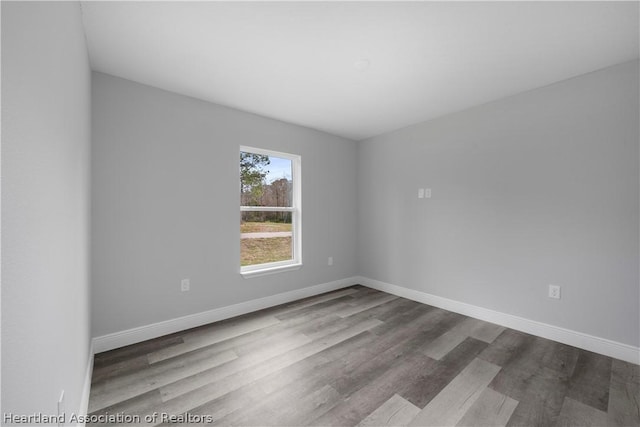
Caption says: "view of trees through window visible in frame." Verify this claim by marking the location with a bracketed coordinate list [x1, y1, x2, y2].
[240, 151, 294, 267]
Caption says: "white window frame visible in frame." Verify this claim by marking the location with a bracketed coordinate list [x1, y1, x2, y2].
[240, 146, 302, 277]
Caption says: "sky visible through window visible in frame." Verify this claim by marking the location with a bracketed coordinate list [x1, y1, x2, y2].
[265, 156, 292, 183]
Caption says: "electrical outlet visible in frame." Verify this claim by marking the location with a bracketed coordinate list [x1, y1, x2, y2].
[328, 256, 333, 266]
[57, 390, 65, 427]
[548, 284, 561, 299]
[181, 279, 190, 292]
[425, 188, 432, 198]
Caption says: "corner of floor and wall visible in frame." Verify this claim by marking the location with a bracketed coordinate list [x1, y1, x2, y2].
[2, 2, 639, 426]
[354, 59, 640, 365]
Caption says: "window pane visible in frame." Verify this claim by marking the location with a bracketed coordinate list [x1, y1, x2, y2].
[240, 212, 292, 266]
[240, 152, 292, 207]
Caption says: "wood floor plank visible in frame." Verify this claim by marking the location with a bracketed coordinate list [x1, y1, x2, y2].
[186, 321, 375, 413]
[357, 394, 420, 427]
[483, 332, 579, 426]
[331, 309, 454, 397]
[421, 327, 468, 360]
[146, 324, 271, 365]
[400, 337, 489, 409]
[607, 359, 640, 427]
[283, 286, 361, 309]
[93, 335, 184, 368]
[146, 315, 281, 363]
[88, 389, 164, 427]
[478, 329, 534, 368]
[369, 303, 439, 336]
[423, 317, 505, 360]
[158, 332, 312, 401]
[344, 296, 431, 326]
[91, 353, 150, 384]
[251, 313, 429, 407]
[409, 358, 502, 427]
[184, 331, 379, 425]
[372, 298, 426, 323]
[566, 350, 612, 412]
[310, 352, 435, 427]
[231, 327, 314, 357]
[302, 300, 401, 341]
[469, 320, 506, 343]
[494, 366, 568, 427]
[456, 387, 519, 427]
[555, 397, 608, 427]
[274, 294, 357, 321]
[88, 348, 237, 413]
[185, 305, 394, 424]
[150, 319, 384, 424]
[295, 313, 344, 337]
[276, 384, 342, 426]
[147, 299, 352, 371]
[88, 287, 638, 427]
[255, 330, 379, 396]
[226, 380, 341, 426]
[481, 331, 579, 380]
[245, 286, 365, 320]
[334, 294, 399, 318]
[539, 341, 581, 377]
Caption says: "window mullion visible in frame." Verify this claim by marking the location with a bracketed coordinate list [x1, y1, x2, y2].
[240, 206, 294, 212]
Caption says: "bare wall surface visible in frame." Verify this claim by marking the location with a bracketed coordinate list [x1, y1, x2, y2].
[91, 73, 358, 337]
[357, 61, 640, 347]
[2, 1, 91, 419]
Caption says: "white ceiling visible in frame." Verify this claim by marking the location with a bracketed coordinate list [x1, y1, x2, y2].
[80, 2, 639, 141]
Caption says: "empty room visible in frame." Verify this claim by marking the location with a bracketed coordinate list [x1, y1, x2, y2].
[2, 1, 639, 426]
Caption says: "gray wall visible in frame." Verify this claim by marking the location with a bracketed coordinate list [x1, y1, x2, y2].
[357, 61, 639, 347]
[91, 73, 358, 337]
[2, 0, 91, 418]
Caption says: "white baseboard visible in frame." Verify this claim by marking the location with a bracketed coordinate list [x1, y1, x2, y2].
[91, 275, 639, 364]
[356, 276, 640, 365]
[92, 277, 358, 353]
[77, 341, 94, 426]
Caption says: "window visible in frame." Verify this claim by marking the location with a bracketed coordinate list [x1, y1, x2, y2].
[240, 146, 301, 276]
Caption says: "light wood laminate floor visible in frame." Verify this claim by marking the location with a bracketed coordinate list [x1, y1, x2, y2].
[89, 286, 640, 426]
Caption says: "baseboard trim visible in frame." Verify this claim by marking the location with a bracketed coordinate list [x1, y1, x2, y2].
[91, 275, 638, 363]
[356, 276, 640, 365]
[92, 277, 358, 353]
[77, 341, 94, 426]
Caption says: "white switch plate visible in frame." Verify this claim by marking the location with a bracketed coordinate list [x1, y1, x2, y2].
[181, 279, 190, 292]
[425, 188, 432, 198]
[548, 284, 561, 299]
[418, 188, 424, 199]
[328, 256, 333, 266]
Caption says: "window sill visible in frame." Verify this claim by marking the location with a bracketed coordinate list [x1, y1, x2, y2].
[240, 263, 302, 279]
